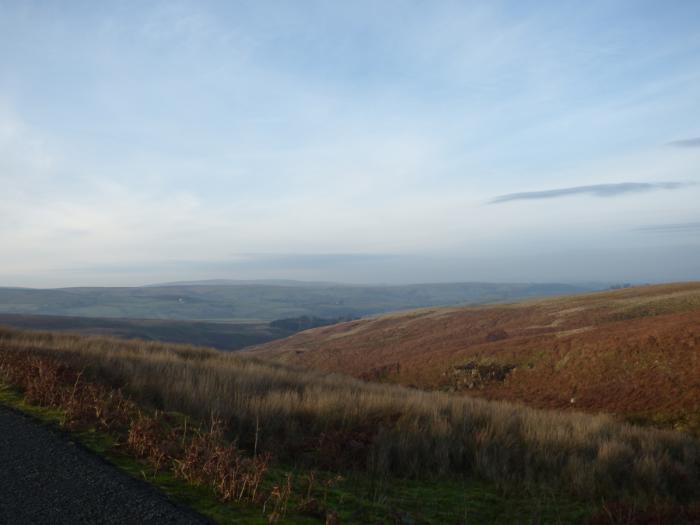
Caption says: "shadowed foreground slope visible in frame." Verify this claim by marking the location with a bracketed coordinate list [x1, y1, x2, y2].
[0, 313, 295, 351]
[251, 282, 700, 433]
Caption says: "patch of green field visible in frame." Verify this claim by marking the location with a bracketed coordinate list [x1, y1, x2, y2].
[0, 383, 593, 524]
[607, 293, 700, 321]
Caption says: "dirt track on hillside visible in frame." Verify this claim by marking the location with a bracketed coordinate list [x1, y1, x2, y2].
[0, 406, 212, 525]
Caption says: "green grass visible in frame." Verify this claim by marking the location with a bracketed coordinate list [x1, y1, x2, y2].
[308, 475, 593, 524]
[0, 382, 593, 524]
[607, 293, 700, 321]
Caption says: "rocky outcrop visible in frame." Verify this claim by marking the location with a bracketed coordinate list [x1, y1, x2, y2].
[447, 362, 516, 390]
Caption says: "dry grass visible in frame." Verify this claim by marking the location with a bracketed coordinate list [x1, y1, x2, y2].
[251, 283, 700, 434]
[0, 348, 275, 511]
[1, 326, 699, 504]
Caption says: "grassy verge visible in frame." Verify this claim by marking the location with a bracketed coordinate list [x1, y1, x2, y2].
[0, 382, 273, 524]
[0, 381, 593, 524]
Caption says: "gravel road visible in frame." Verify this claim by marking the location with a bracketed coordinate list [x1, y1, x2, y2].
[0, 405, 213, 525]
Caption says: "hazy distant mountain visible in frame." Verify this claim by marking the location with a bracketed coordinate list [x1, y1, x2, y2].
[0, 281, 602, 321]
[147, 279, 344, 288]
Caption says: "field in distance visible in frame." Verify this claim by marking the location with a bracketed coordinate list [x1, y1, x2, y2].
[251, 282, 700, 435]
[0, 280, 599, 321]
[0, 313, 343, 351]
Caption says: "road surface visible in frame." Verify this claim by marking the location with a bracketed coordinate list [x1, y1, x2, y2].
[0, 405, 213, 524]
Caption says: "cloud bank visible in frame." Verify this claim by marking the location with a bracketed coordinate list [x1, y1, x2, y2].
[635, 221, 700, 233]
[668, 138, 700, 148]
[490, 182, 689, 204]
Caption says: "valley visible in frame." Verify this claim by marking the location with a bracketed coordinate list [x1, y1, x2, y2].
[0, 281, 598, 321]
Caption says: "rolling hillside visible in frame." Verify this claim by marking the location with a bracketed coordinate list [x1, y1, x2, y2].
[251, 282, 700, 434]
[0, 281, 597, 321]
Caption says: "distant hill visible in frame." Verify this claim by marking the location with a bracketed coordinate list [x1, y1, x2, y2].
[146, 279, 342, 287]
[251, 282, 700, 435]
[0, 281, 598, 321]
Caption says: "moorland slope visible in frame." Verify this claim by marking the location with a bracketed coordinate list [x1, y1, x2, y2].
[252, 282, 700, 433]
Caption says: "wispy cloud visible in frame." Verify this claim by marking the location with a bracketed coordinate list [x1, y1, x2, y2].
[490, 182, 689, 204]
[668, 137, 700, 148]
[2, 2, 700, 285]
[634, 221, 700, 233]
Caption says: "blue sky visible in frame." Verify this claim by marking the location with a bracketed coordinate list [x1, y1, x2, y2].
[1, 0, 699, 286]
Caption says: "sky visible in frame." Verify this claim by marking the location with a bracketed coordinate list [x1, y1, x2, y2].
[1, 0, 699, 287]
